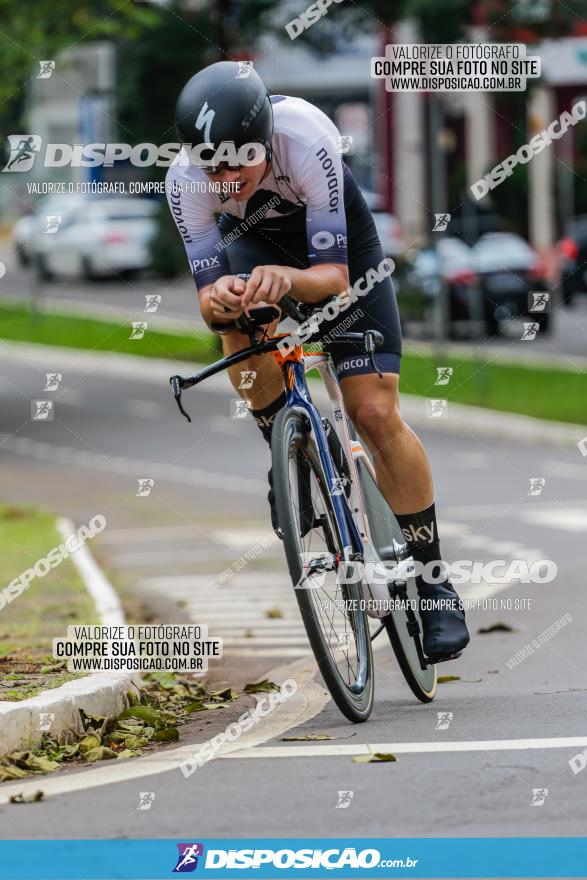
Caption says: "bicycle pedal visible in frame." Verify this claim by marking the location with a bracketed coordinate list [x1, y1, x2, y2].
[424, 650, 462, 665]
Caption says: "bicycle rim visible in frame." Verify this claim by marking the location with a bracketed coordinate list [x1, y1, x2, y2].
[272, 407, 374, 723]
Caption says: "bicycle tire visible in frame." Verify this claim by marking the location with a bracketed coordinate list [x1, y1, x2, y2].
[355, 453, 437, 703]
[272, 407, 374, 723]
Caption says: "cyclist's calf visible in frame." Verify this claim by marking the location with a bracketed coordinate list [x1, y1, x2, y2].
[221, 330, 284, 410]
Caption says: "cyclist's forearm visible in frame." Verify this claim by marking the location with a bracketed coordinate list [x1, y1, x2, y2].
[285, 264, 349, 304]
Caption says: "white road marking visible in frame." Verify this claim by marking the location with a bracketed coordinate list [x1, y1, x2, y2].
[210, 621, 307, 631]
[522, 507, 587, 533]
[108, 549, 237, 567]
[460, 578, 531, 602]
[545, 461, 587, 481]
[55, 389, 84, 406]
[223, 648, 310, 657]
[139, 575, 289, 593]
[219, 636, 310, 646]
[0, 433, 266, 495]
[211, 528, 280, 550]
[98, 525, 211, 543]
[223, 736, 587, 760]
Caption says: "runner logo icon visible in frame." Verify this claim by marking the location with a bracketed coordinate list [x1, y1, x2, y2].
[2, 135, 42, 172]
[173, 843, 204, 872]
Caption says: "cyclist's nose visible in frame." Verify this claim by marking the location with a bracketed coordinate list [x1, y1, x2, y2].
[220, 168, 241, 185]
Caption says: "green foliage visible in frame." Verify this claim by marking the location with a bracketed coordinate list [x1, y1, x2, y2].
[149, 199, 189, 278]
[404, 0, 475, 42]
[0, 0, 158, 134]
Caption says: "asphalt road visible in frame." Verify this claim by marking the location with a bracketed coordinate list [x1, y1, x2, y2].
[0, 341, 586, 842]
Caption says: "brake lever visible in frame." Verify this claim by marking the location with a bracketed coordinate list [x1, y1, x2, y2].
[170, 376, 192, 423]
[364, 331, 383, 379]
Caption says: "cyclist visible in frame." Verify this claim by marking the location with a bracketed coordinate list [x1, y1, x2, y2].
[167, 61, 469, 664]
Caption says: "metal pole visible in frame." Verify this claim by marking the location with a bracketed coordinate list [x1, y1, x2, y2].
[427, 96, 450, 354]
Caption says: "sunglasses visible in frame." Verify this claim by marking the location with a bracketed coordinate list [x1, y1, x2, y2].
[201, 162, 244, 176]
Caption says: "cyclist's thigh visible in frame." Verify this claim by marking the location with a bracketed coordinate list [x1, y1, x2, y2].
[322, 168, 402, 379]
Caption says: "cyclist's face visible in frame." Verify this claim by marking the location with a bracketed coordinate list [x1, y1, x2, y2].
[203, 153, 269, 201]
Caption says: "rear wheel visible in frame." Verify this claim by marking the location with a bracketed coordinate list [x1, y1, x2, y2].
[354, 450, 436, 703]
[272, 407, 374, 723]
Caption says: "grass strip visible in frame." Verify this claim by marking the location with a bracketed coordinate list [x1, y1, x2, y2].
[1, 303, 585, 424]
[0, 504, 96, 701]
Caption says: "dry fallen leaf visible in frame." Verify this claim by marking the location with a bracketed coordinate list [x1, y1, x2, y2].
[281, 734, 334, 742]
[265, 607, 283, 619]
[477, 622, 514, 634]
[243, 679, 280, 694]
[9, 791, 44, 804]
[353, 752, 397, 764]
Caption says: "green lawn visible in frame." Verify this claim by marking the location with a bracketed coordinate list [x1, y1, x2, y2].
[0, 505, 96, 701]
[0, 302, 219, 363]
[1, 302, 585, 424]
[399, 354, 587, 425]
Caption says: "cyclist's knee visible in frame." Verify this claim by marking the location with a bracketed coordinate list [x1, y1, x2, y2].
[351, 395, 404, 452]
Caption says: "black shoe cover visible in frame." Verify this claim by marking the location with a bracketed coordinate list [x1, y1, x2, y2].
[418, 580, 470, 662]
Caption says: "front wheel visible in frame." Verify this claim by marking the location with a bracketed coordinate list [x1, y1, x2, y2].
[272, 407, 374, 723]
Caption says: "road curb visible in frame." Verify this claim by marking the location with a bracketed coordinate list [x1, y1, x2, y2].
[0, 340, 585, 450]
[0, 517, 137, 756]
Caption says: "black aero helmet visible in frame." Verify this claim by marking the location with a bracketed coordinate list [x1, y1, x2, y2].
[175, 61, 273, 153]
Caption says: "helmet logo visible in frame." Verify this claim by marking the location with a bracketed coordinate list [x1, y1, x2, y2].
[195, 101, 215, 144]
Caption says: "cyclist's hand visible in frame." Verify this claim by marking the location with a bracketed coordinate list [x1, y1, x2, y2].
[241, 266, 292, 308]
[209, 275, 246, 321]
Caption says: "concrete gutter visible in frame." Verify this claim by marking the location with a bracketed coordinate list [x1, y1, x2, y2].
[0, 340, 584, 451]
[0, 517, 137, 755]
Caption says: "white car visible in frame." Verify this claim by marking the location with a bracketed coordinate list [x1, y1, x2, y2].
[360, 189, 406, 258]
[371, 211, 405, 259]
[34, 197, 159, 280]
[13, 194, 87, 265]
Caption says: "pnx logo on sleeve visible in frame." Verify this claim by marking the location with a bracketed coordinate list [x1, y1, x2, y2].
[173, 842, 204, 872]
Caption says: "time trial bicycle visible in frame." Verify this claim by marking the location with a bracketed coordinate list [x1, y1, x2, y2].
[170, 296, 437, 722]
